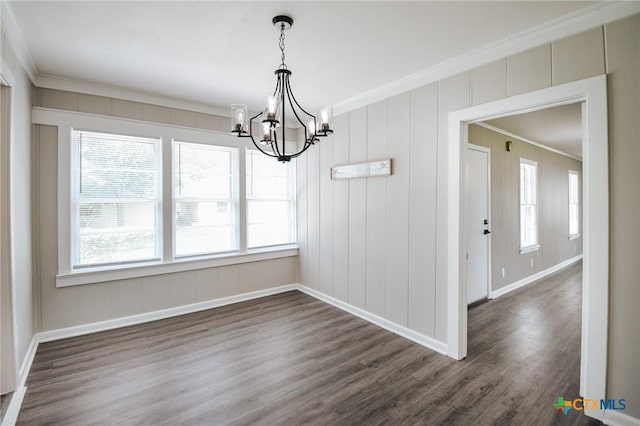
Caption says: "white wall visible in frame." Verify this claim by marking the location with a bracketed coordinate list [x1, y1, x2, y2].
[297, 20, 640, 417]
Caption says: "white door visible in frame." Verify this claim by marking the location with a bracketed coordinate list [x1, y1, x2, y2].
[466, 144, 491, 304]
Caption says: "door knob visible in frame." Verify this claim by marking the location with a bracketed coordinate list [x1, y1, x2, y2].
[484, 229, 491, 235]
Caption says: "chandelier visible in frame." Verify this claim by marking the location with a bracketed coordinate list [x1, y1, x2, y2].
[230, 15, 333, 162]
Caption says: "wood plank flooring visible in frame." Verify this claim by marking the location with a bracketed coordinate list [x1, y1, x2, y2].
[18, 261, 599, 425]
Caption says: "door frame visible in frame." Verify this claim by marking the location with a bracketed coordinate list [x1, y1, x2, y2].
[0, 69, 18, 396]
[466, 143, 491, 303]
[446, 75, 608, 420]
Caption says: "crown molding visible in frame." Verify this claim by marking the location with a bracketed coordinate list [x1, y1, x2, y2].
[474, 121, 582, 161]
[332, 1, 640, 116]
[34, 73, 232, 117]
[1, 0, 38, 81]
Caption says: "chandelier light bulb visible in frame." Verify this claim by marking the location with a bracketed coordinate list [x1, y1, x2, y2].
[230, 104, 248, 133]
[261, 123, 272, 143]
[307, 119, 316, 137]
[266, 96, 277, 119]
[321, 109, 329, 124]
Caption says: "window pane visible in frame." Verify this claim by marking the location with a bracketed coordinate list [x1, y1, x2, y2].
[175, 143, 232, 198]
[246, 149, 295, 248]
[173, 141, 237, 257]
[77, 202, 158, 266]
[247, 200, 294, 247]
[72, 130, 161, 268]
[175, 201, 236, 256]
[569, 205, 579, 235]
[520, 160, 537, 248]
[246, 150, 289, 199]
[569, 172, 579, 235]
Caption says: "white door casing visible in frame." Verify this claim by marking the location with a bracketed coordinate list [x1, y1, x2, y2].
[447, 75, 608, 421]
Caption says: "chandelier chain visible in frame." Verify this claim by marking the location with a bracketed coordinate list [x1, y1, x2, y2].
[279, 24, 286, 69]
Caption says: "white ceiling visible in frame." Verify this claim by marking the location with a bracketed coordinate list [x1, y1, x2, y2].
[9, 1, 596, 114]
[484, 103, 583, 159]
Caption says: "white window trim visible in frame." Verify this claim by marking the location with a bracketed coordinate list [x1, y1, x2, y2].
[568, 169, 580, 239]
[32, 107, 298, 287]
[519, 158, 539, 253]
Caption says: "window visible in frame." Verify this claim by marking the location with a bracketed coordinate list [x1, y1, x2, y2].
[520, 159, 538, 251]
[71, 130, 161, 268]
[246, 149, 296, 248]
[58, 113, 297, 284]
[173, 141, 237, 257]
[569, 171, 580, 237]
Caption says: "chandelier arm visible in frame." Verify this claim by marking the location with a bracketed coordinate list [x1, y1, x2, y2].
[271, 129, 284, 159]
[272, 73, 282, 99]
[281, 72, 286, 159]
[285, 78, 316, 119]
[289, 140, 315, 159]
[284, 77, 312, 130]
[248, 134, 279, 158]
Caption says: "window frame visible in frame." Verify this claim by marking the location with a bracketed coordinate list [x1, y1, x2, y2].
[36, 109, 297, 287]
[519, 158, 540, 254]
[568, 170, 580, 239]
[245, 148, 297, 249]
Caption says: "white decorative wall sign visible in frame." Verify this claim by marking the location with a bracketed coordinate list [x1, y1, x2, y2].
[331, 159, 392, 180]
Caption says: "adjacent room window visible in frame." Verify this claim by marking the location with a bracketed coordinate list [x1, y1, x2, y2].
[568, 170, 580, 238]
[519, 159, 538, 252]
[71, 130, 162, 268]
[246, 149, 296, 248]
[173, 141, 237, 257]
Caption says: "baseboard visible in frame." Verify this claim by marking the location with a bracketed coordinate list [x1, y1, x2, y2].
[1, 386, 25, 426]
[1, 335, 39, 426]
[38, 284, 298, 343]
[603, 410, 640, 426]
[17, 336, 38, 388]
[489, 254, 583, 299]
[296, 284, 448, 355]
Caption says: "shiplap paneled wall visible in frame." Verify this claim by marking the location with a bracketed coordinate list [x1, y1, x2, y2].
[604, 14, 640, 416]
[469, 124, 583, 289]
[32, 97, 298, 330]
[296, 26, 606, 345]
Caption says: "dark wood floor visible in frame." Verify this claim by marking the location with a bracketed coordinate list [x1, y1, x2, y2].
[19, 261, 599, 425]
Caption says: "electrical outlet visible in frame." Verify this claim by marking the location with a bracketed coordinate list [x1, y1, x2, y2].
[530, 258, 534, 268]
[501, 268, 505, 278]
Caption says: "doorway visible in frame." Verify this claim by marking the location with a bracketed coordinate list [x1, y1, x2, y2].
[447, 75, 608, 421]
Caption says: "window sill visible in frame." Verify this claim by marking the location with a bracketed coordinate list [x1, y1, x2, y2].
[569, 234, 581, 240]
[520, 244, 540, 254]
[56, 245, 299, 287]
